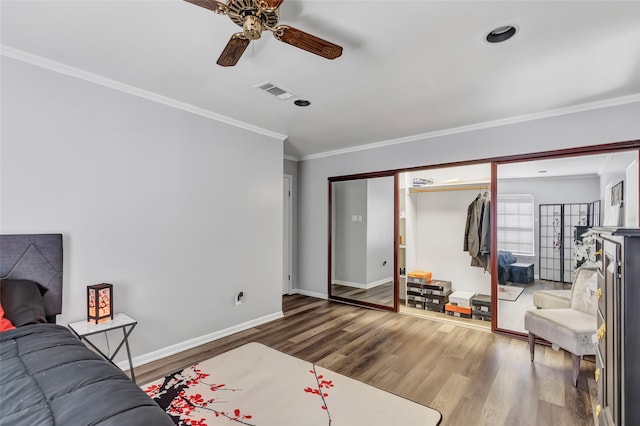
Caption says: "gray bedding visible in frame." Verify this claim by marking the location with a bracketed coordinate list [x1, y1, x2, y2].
[0, 323, 173, 426]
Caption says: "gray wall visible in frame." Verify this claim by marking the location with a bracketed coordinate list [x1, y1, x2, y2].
[365, 176, 394, 284]
[333, 180, 368, 284]
[331, 177, 394, 287]
[297, 101, 640, 297]
[1, 56, 284, 363]
[498, 175, 601, 268]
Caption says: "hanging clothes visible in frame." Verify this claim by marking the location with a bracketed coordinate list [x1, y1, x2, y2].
[464, 192, 491, 270]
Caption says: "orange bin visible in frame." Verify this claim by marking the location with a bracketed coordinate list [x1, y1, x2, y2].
[444, 303, 472, 315]
[407, 270, 432, 284]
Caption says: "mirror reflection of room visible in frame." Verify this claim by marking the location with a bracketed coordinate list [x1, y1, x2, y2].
[331, 176, 395, 308]
[497, 150, 638, 333]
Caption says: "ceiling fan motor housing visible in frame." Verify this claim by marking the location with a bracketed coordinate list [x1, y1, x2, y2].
[243, 15, 263, 39]
[228, 0, 279, 33]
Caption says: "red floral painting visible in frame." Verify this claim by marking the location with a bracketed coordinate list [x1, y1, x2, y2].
[304, 365, 335, 424]
[144, 365, 253, 426]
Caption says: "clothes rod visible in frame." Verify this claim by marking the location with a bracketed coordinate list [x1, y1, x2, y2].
[408, 184, 491, 193]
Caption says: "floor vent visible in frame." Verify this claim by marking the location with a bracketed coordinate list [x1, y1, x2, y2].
[255, 81, 294, 100]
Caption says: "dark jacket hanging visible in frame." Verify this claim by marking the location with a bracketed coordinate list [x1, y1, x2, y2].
[464, 192, 491, 270]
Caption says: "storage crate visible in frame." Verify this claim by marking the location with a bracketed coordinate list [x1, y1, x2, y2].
[473, 304, 491, 314]
[471, 294, 491, 308]
[407, 270, 432, 284]
[510, 263, 534, 284]
[407, 286, 428, 296]
[472, 311, 491, 321]
[471, 294, 491, 315]
[449, 290, 476, 308]
[406, 300, 425, 310]
[425, 302, 445, 313]
[425, 280, 452, 294]
[408, 280, 451, 294]
[423, 292, 451, 305]
[407, 293, 426, 303]
[445, 310, 472, 319]
[445, 303, 472, 315]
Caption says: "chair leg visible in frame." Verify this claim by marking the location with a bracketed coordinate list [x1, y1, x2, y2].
[571, 354, 580, 387]
[529, 333, 535, 361]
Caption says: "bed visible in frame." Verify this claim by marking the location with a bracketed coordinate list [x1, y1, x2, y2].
[0, 234, 173, 426]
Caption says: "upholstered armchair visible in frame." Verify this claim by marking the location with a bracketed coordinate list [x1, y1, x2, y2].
[524, 267, 598, 386]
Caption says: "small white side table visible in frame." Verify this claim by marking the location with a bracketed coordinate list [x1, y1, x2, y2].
[68, 313, 138, 383]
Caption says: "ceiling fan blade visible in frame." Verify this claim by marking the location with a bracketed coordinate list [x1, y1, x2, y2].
[257, 0, 285, 9]
[184, 0, 227, 14]
[217, 33, 250, 66]
[273, 25, 342, 60]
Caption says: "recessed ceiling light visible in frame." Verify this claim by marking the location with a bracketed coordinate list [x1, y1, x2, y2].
[486, 25, 517, 43]
[294, 99, 311, 107]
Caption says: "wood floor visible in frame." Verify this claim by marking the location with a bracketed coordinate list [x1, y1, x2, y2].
[331, 281, 394, 306]
[135, 294, 596, 426]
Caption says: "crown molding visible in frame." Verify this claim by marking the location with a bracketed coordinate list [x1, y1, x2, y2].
[1, 45, 287, 142]
[3, 45, 637, 160]
[299, 93, 640, 161]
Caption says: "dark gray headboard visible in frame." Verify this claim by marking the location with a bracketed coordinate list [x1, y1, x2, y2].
[0, 234, 63, 321]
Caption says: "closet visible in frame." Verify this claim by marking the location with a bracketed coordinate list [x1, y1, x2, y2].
[398, 164, 493, 324]
[328, 144, 639, 338]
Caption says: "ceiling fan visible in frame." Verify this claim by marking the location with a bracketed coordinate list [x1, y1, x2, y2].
[185, 0, 343, 66]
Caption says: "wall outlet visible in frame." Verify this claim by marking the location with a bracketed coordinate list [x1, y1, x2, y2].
[235, 291, 244, 305]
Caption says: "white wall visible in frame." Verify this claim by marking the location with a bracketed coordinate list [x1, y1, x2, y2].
[601, 171, 626, 226]
[297, 101, 640, 297]
[626, 160, 639, 226]
[1, 57, 284, 364]
[414, 190, 492, 295]
[402, 164, 492, 295]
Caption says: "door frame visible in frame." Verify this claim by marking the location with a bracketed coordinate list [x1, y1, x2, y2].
[283, 174, 293, 295]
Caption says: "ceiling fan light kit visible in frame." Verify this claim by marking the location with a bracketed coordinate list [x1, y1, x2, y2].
[185, 0, 343, 66]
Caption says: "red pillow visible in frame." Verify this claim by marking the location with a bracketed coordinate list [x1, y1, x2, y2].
[1, 302, 16, 332]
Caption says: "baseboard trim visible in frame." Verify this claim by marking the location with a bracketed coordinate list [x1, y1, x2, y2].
[291, 288, 328, 299]
[333, 278, 392, 289]
[117, 311, 283, 371]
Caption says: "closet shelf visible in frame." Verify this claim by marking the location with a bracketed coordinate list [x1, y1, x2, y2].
[408, 180, 490, 193]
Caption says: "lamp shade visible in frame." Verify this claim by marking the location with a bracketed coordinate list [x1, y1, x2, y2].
[87, 283, 113, 324]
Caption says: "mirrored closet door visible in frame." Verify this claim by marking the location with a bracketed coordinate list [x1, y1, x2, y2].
[328, 173, 397, 310]
[495, 149, 639, 334]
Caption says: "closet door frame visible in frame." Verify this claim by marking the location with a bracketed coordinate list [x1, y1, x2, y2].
[492, 142, 640, 338]
[326, 140, 640, 337]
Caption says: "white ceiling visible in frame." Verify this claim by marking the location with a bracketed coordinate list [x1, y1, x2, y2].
[498, 150, 638, 179]
[2, 0, 640, 159]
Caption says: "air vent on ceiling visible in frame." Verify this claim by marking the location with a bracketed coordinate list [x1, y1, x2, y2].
[254, 81, 294, 100]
